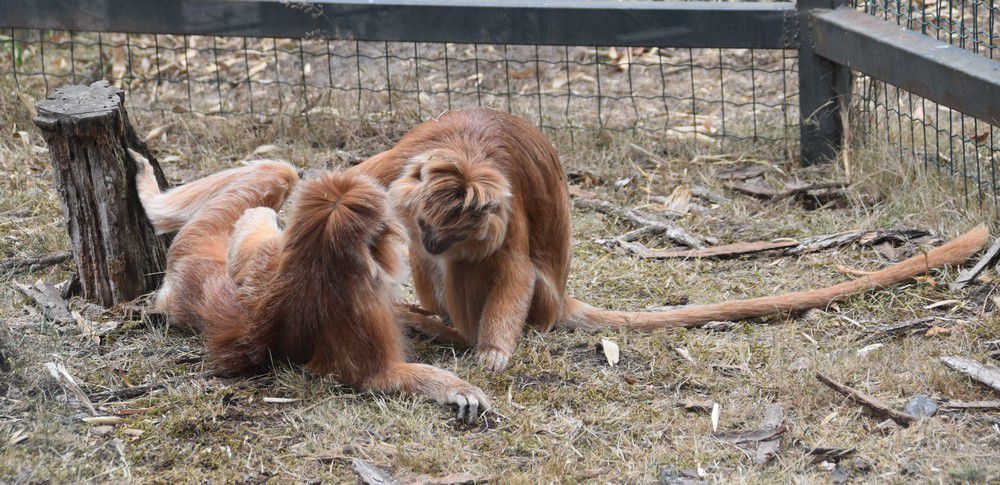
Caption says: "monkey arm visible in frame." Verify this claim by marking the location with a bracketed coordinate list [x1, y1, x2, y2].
[475, 255, 536, 373]
[395, 304, 469, 346]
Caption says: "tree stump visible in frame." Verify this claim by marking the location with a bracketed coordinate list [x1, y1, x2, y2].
[33, 81, 169, 307]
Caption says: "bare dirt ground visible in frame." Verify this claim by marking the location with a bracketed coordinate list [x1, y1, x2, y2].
[1, 33, 999, 483]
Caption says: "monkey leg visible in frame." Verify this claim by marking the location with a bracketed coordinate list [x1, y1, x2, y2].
[474, 258, 536, 373]
[365, 362, 490, 423]
[130, 149, 297, 235]
[227, 207, 281, 285]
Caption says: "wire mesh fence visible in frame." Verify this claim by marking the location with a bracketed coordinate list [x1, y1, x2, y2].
[1, 28, 799, 153]
[852, 0, 999, 208]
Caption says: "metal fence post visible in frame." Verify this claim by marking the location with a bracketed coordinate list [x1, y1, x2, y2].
[797, 0, 851, 165]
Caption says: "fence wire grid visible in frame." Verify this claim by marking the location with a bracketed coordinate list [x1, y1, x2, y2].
[1, 27, 799, 151]
[854, 0, 999, 208]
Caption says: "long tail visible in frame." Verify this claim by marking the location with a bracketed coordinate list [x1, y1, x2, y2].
[560, 225, 989, 331]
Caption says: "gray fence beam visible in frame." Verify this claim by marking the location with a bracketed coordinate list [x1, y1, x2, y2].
[812, 8, 1000, 126]
[797, 0, 852, 166]
[0, 0, 797, 49]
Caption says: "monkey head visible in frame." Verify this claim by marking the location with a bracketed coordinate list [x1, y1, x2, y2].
[390, 149, 511, 261]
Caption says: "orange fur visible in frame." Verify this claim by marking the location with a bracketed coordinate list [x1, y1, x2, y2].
[130, 151, 489, 421]
[349, 108, 989, 373]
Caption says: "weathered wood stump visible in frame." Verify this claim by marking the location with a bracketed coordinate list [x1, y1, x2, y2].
[33, 81, 169, 307]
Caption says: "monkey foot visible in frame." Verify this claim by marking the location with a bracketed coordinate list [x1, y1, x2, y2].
[447, 386, 490, 424]
[478, 348, 511, 374]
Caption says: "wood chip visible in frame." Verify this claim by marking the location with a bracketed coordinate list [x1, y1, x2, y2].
[951, 236, 1000, 290]
[600, 338, 620, 367]
[754, 404, 784, 465]
[940, 356, 1000, 394]
[350, 458, 400, 485]
[815, 372, 915, 425]
[14, 280, 73, 324]
[44, 362, 97, 415]
[637, 240, 799, 259]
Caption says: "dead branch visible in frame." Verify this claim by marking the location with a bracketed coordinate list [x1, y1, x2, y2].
[574, 197, 708, 249]
[635, 240, 799, 259]
[0, 250, 71, 274]
[940, 356, 1000, 394]
[815, 372, 915, 425]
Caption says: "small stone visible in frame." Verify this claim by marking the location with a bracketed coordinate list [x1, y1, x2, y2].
[904, 394, 938, 418]
[852, 456, 874, 473]
[831, 464, 849, 484]
[901, 460, 921, 476]
[89, 425, 113, 436]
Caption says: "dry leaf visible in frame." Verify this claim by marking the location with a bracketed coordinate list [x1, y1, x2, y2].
[121, 429, 145, 437]
[661, 185, 691, 216]
[8, 429, 27, 445]
[674, 346, 695, 364]
[143, 124, 172, 143]
[600, 338, 620, 367]
[711, 402, 721, 432]
[914, 275, 938, 286]
[924, 326, 957, 337]
[251, 144, 280, 156]
[857, 343, 883, 356]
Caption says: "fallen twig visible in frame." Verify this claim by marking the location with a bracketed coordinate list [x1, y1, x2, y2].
[815, 372, 915, 425]
[859, 317, 940, 344]
[88, 370, 220, 402]
[940, 400, 1000, 411]
[0, 250, 71, 274]
[951, 237, 1000, 290]
[940, 356, 1000, 394]
[14, 280, 73, 324]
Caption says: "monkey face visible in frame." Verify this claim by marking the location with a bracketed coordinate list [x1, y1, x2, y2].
[390, 151, 511, 260]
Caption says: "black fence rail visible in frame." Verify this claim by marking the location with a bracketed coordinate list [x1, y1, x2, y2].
[0, 0, 998, 205]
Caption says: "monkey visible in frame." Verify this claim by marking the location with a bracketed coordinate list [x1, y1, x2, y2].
[348, 107, 989, 373]
[129, 150, 489, 422]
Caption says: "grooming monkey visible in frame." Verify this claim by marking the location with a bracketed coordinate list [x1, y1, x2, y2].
[130, 151, 489, 421]
[350, 107, 988, 373]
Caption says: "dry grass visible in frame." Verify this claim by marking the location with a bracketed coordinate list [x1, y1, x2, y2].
[2, 52, 1000, 482]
